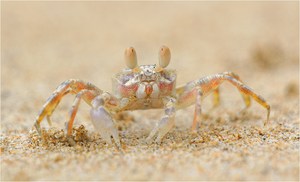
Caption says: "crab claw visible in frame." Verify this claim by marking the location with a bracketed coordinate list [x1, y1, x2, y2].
[90, 106, 121, 149]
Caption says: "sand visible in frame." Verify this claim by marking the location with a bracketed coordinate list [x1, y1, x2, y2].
[1, 1, 299, 181]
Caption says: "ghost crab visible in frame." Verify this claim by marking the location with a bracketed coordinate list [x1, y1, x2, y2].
[34, 46, 270, 147]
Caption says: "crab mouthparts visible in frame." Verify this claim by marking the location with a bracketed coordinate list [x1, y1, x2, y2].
[145, 84, 153, 95]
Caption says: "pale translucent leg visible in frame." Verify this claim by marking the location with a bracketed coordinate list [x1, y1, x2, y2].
[191, 87, 203, 132]
[146, 97, 176, 144]
[90, 94, 121, 148]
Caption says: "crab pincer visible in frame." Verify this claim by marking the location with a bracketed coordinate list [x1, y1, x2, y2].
[90, 96, 121, 149]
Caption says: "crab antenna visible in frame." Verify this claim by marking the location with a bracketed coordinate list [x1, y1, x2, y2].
[124, 47, 137, 69]
[158, 46, 171, 68]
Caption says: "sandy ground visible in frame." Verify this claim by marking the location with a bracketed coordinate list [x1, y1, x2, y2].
[1, 1, 299, 181]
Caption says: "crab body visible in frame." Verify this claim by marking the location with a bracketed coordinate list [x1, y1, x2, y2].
[34, 46, 270, 147]
[112, 64, 176, 111]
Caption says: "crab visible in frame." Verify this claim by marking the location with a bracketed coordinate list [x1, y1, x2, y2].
[34, 46, 270, 147]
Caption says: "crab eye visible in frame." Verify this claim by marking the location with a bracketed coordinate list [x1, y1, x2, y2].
[124, 47, 137, 69]
[158, 46, 171, 68]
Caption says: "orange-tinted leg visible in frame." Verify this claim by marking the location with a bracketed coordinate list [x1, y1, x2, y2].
[176, 72, 270, 130]
[66, 89, 99, 136]
[197, 72, 270, 125]
[223, 72, 251, 108]
[34, 79, 101, 135]
[212, 88, 220, 107]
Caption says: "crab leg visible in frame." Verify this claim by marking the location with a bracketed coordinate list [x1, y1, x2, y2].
[224, 72, 251, 108]
[212, 72, 251, 108]
[34, 79, 101, 135]
[90, 92, 121, 148]
[212, 88, 220, 107]
[191, 87, 203, 131]
[146, 96, 177, 144]
[66, 89, 99, 136]
[176, 72, 270, 131]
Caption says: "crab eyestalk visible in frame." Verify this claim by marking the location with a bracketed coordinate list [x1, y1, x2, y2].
[124, 47, 137, 69]
[158, 46, 171, 68]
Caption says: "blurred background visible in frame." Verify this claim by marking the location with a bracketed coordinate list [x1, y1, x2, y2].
[1, 2, 299, 130]
[1, 1, 299, 181]
[2, 1, 298, 130]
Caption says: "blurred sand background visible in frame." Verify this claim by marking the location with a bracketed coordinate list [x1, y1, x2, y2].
[1, 1, 299, 181]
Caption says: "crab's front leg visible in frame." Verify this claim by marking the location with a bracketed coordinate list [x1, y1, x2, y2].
[90, 92, 121, 148]
[146, 96, 177, 144]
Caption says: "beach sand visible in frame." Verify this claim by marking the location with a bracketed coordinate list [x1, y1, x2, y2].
[1, 2, 299, 180]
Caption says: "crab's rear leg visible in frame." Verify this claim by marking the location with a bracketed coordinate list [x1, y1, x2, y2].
[176, 72, 270, 131]
[34, 79, 101, 135]
[212, 89, 220, 107]
[65, 89, 99, 136]
[212, 72, 251, 108]
[191, 87, 203, 132]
